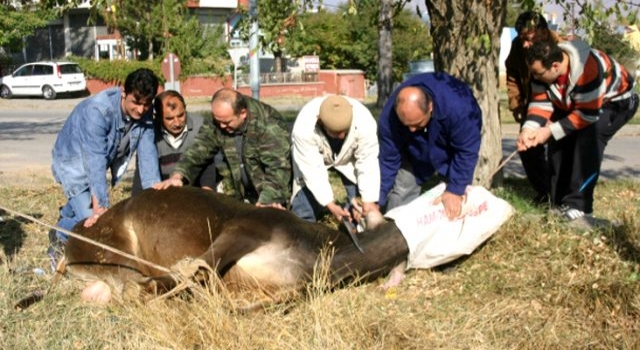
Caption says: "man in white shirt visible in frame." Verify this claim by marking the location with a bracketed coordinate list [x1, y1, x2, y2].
[290, 95, 380, 223]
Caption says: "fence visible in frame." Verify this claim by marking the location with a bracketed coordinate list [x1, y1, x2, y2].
[235, 72, 318, 86]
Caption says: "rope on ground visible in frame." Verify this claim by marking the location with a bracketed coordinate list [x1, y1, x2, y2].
[0, 204, 171, 274]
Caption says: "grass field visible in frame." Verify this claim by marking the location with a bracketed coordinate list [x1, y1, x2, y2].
[1, 173, 639, 349]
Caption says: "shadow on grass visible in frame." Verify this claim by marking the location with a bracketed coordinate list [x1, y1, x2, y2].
[0, 211, 33, 262]
[598, 224, 640, 265]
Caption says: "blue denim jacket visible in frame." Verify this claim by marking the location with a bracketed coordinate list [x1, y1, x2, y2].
[52, 87, 160, 208]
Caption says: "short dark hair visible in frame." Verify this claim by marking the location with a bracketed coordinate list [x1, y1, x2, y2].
[525, 40, 564, 68]
[124, 68, 159, 101]
[154, 90, 186, 119]
[211, 88, 247, 115]
[515, 11, 548, 34]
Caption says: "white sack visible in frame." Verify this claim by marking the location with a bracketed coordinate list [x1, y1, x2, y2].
[384, 183, 514, 270]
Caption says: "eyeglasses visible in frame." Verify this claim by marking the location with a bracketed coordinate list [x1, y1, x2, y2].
[531, 67, 550, 79]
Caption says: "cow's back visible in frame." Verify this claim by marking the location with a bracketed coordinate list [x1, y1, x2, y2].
[65, 187, 249, 280]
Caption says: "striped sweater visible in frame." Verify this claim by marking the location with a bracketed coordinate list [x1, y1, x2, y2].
[524, 39, 634, 140]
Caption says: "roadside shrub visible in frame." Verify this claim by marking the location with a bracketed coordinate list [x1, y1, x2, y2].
[68, 57, 164, 84]
[68, 56, 229, 84]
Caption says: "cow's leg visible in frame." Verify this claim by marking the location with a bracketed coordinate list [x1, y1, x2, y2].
[131, 228, 263, 295]
[380, 261, 407, 290]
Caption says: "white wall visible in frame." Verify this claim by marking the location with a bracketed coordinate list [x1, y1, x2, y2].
[499, 27, 517, 74]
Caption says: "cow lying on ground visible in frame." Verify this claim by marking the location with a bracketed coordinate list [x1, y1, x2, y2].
[63, 186, 409, 306]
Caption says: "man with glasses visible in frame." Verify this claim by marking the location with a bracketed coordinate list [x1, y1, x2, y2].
[154, 88, 291, 209]
[505, 11, 562, 204]
[517, 39, 638, 229]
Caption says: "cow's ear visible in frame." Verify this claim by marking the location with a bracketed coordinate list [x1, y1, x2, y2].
[365, 211, 387, 230]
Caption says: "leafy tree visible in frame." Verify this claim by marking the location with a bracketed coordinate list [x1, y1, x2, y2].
[416, 0, 507, 187]
[286, 2, 431, 83]
[38, 0, 228, 76]
[0, 1, 55, 52]
[235, 0, 316, 74]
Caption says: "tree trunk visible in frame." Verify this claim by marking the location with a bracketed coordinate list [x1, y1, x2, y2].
[376, 0, 394, 108]
[424, 0, 507, 188]
[274, 51, 283, 74]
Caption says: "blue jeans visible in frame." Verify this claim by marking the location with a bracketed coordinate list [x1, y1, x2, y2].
[55, 188, 93, 243]
[291, 171, 358, 223]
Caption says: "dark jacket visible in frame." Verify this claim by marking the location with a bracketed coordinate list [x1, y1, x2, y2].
[505, 30, 563, 114]
[378, 72, 482, 206]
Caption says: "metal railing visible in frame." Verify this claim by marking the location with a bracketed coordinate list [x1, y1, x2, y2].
[235, 72, 318, 86]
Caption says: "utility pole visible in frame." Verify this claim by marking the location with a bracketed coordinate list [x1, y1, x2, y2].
[249, 0, 260, 99]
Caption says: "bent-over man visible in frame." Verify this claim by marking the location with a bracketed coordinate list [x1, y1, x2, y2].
[378, 72, 482, 220]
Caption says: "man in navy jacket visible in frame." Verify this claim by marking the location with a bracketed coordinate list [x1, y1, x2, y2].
[378, 72, 482, 219]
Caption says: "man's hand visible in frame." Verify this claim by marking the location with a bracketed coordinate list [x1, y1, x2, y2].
[517, 127, 551, 151]
[152, 173, 184, 190]
[84, 195, 107, 228]
[256, 202, 285, 210]
[326, 202, 351, 222]
[516, 128, 536, 151]
[434, 191, 463, 220]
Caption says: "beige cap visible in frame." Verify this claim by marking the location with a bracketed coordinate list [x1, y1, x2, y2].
[318, 95, 353, 132]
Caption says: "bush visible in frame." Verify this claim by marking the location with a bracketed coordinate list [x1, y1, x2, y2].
[68, 56, 230, 84]
[68, 57, 164, 84]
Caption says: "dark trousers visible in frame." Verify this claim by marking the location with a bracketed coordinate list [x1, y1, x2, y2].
[291, 170, 358, 223]
[549, 94, 638, 213]
[518, 142, 548, 198]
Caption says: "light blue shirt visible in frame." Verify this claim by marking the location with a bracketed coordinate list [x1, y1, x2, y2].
[52, 87, 160, 208]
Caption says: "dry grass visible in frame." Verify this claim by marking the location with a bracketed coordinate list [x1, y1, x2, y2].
[1, 173, 639, 349]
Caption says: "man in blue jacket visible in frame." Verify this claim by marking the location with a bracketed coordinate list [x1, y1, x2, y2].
[49, 68, 161, 269]
[378, 72, 482, 219]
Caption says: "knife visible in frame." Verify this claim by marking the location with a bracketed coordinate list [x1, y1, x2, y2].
[341, 217, 365, 253]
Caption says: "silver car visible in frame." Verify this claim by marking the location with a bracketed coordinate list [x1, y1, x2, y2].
[0, 61, 87, 100]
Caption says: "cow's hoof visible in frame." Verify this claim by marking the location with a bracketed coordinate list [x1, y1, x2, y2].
[81, 280, 112, 305]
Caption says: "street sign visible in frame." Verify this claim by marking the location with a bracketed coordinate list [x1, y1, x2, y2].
[228, 48, 249, 66]
[162, 52, 181, 92]
[161, 53, 181, 82]
[228, 48, 249, 90]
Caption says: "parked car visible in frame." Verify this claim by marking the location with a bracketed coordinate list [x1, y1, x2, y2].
[0, 61, 87, 100]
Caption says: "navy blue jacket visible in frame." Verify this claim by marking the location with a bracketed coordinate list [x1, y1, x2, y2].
[378, 72, 482, 206]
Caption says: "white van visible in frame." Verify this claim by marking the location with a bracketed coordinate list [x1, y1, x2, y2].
[0, 61, 87, 100]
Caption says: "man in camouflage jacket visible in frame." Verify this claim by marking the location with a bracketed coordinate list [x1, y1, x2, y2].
[154, 88, 291, 208]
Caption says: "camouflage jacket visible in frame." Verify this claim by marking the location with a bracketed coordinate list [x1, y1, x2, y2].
[174, 97, 292, 205]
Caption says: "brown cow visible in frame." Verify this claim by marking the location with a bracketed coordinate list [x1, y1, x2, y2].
[63, 186, 409, 305]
